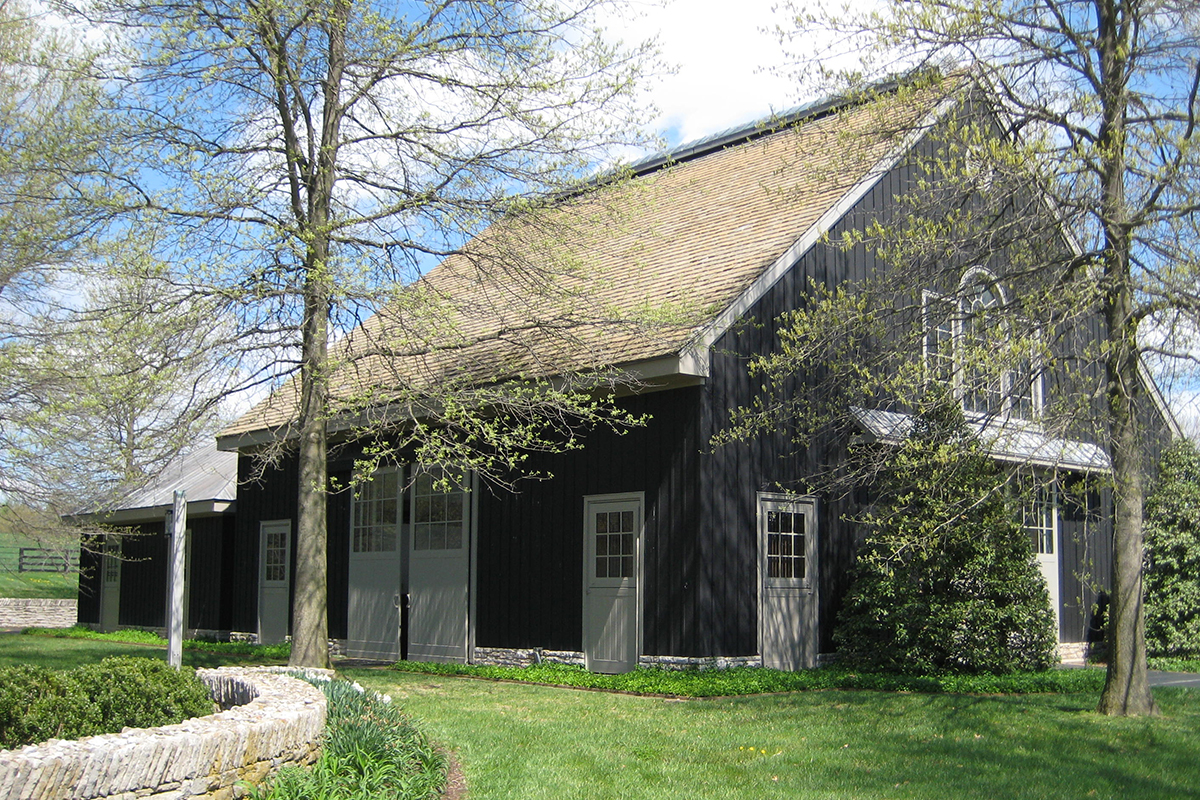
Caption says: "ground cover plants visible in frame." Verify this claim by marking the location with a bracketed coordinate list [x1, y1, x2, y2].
[1149, 657, 1200, 673]
[0, 656, 213, 749]
[347, 668, 1200, 800]
[245, 676, 445, 800]
[388, 660, 1107, 696]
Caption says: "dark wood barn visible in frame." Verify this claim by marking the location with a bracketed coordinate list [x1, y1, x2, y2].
[209, 83, 1177, 671]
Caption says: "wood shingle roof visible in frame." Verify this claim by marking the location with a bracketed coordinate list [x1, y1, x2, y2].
[219, 87, 938, 446]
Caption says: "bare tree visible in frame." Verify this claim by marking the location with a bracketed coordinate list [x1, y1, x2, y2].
[1, 1, 224, 534]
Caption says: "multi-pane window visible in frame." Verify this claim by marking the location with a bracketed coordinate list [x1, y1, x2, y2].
[103, 538, 120, 584]
[594, 509, 635, 579]
[963, 279, 1004, 415]
[923, 272, 1041, 421]
[766, 509, 806, 580]
[352, 469, 400, 553]
[263, 529, 288, 582]
[923, 292, 956, 385]
[412, 469, 467, 551]
[1021, 481, 1056, 555]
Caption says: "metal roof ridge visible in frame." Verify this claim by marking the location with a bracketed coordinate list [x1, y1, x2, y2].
[627, 78, 906, 177]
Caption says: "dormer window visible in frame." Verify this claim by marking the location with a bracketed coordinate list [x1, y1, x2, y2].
[923, 269, 1042, 420]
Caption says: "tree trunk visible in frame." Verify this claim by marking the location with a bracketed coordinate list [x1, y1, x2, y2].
[290, 278, 331, 669]
[286, 1, 349, 670]
[1094, 0, 1157, 716]
[1096, 333, 1158, 715]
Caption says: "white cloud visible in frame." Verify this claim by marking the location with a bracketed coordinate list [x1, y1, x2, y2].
[613, 0, 801, 147]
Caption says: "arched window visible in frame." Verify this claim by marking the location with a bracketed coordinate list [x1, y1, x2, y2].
[962, 272, 1004, 415]
[923, 269, 1041, 420]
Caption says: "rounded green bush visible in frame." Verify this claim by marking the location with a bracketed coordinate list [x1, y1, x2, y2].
[0, 657, 213, 750]
[834, 404, 1058, 675]
[72, 657, 214, 732]
[0, 664, 100, 749]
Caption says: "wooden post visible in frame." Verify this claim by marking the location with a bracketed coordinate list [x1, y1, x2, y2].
[168, 490, 186, 668]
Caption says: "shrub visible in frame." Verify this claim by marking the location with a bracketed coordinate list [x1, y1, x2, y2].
[0, 658, 213, 750]
[1144, 438, 1200, 657]
[833, 403, 1058, 674]
[72, 657, 214, 731]
[247, 676, 446, 800]
[0, 665, 99, 749]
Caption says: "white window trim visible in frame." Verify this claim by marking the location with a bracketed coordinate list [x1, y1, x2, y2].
[350, 465, 404, 555]
[922, 271, 1044, 422]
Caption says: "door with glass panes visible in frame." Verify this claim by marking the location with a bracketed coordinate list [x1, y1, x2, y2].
[258, 520, 291, 645]
[582, 493, 642, 674]
[1024, 482, 1061, 639]
[347, 467, 403, 660]
[758, 494, 818, 670]
[408, 469, 472, 663]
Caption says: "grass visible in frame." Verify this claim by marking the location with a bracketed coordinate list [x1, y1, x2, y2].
[0, 630, 290, 670]
[344, 669, 1200, 800]
[0, 533, 78, 599]
[388, 660, 1109, 696]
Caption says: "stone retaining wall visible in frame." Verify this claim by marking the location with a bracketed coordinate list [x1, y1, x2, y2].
[0, 668, 327, 800]
[0, 598, 77, 629]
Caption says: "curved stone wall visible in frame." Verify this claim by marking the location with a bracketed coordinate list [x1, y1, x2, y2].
[0, 667, 327, 800]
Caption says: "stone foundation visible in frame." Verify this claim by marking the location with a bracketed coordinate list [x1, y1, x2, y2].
[0, 667, 327, 800]
[0, 598, 77, 629]
[472, 647, 762, 670]
[638, 653, 762, 670]
[1058, 641, 1088, 665]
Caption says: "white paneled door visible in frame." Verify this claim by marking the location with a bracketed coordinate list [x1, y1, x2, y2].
[407, 470, 472, 663]
[100, 537, 121, 632]
[347, 468, 403, 660]
[258, 520, 291, 645]
[583, 493, 643, 674]
[758, 494, 819, 670]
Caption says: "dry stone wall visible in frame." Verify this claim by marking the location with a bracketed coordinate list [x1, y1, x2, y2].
[0, 599, 77, 629]
[0, 668, 327, 800]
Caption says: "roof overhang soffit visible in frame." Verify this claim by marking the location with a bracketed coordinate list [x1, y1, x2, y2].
[215, 353, 707, 452]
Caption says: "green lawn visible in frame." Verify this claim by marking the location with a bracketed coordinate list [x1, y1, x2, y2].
[0, 632, 288, 670]
[0, 533, 79, 599]
[343, 669, 1200, 800]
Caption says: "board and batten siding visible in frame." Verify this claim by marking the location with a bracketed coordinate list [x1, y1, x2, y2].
[695, 149, 914, 657]
[474, 387, 704, 657]
[74, 515, 235, 632]
[231, 453, 354, 641]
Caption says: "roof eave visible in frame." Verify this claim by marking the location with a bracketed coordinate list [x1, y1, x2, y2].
[217, 352, 709, 452]
[691, 92, 963, 354]
[72, 499, 236, 526]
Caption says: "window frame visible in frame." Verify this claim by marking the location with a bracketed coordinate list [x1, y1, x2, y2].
[410, 466, 470, 553]
[922, 269, 1044, 421]
[350, 465, 403, 555]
